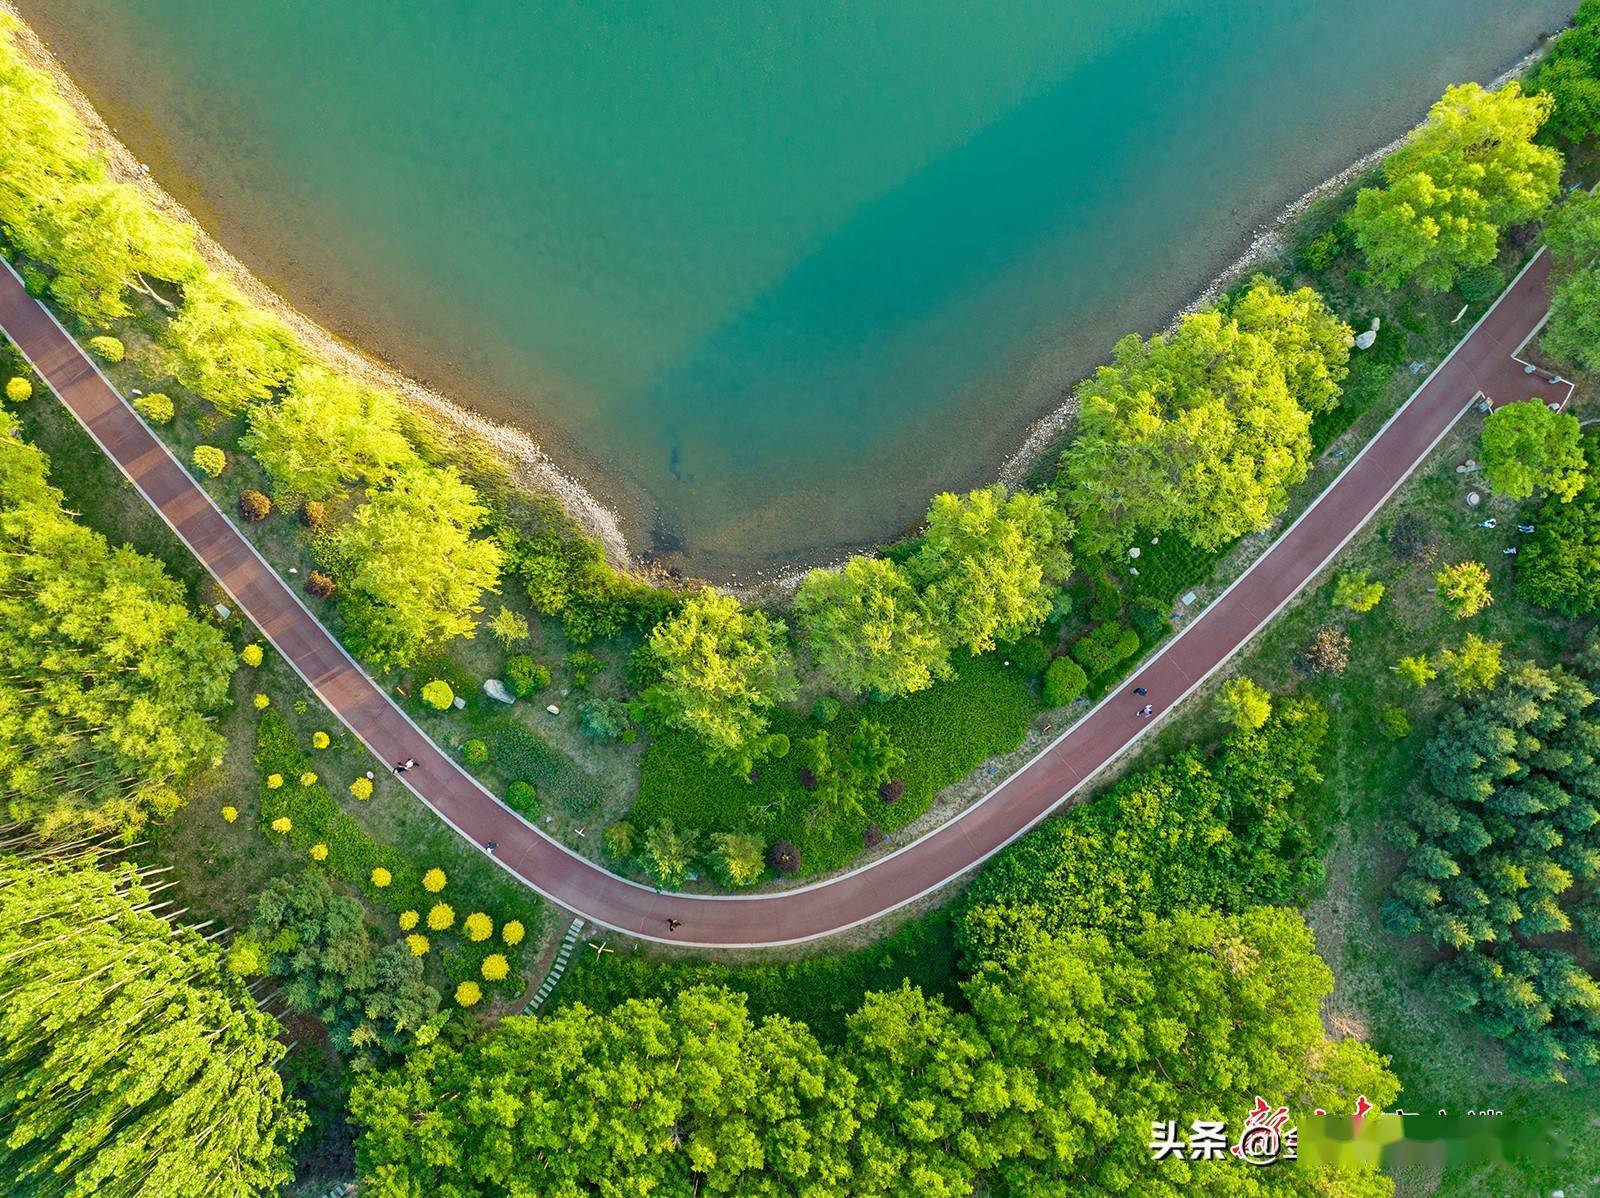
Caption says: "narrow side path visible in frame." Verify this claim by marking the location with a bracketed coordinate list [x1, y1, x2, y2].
[0, 253, 1564, 948]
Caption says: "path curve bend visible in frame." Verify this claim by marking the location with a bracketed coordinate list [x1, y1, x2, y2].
[0, 253, 1566, 948]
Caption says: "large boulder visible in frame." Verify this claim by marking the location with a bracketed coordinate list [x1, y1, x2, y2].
[484, 678, 515, 704]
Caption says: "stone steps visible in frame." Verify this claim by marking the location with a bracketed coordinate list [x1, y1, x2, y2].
[528, 916, 585, 1010]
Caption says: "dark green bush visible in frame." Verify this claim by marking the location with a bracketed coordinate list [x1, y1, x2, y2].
[1376, 705, 1411, 741]
[1296, 229, 1341, 273]
[506, 780, 539, 816]
[1070, 621, 1140, 677]
[1128, 595, 1171, 645]
[565, 650, 604, 688]
[998, 636, 1051, 679]
[504, 654, 552, 698]
[1087, 570, 1122, 622]
[462, 738, 489, 766]
[1042, 657, 1088, 707]
[811, 696, 842, 724]
[1455, 263, 1505, 304]
[578, 697, 632, 741]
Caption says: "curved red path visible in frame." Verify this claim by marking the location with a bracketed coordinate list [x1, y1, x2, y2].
[0, 253, 1566, 947]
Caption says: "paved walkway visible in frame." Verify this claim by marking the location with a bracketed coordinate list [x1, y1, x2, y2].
[0, 253, 1567, 948]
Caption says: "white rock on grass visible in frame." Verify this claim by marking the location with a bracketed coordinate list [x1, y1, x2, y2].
[484, 678, 515, 704]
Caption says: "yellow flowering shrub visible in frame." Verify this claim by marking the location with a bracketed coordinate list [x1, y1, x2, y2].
[405, 933, 429, 956]
[398, 910, 419, 931]
[311, 731, 330, 750]
[265, 773, 283, 789]
[422, 868, 447, 893]
[370, 867, 392, 888]
[427, 903, 455, 932]
[310, 843, 328, 861]
[501, 920, 525, 946]
[252, 693, 270, 710]
[221, 805, 239, 823]
[481, 954, 509, 982]
[349, 777, 373, 800]
[298, 771, 317, 787]
[271, 817, 292, 834]
[454, 981, 482, 1007]
[240, 644, 264, 668]
[463, 912, 493, 942]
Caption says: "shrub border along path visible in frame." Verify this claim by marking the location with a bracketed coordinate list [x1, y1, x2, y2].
[0, 251, 1569, 948]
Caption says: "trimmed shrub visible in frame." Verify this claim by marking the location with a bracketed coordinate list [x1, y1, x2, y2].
[811, 696, 842, 724]
[463, 912, 493, 942]
[454, 980, 482, 1007]
[506, 779, 538, 815]
[371, 867, 392, 888]
[422, 868, 447, 893]
[271, 816, 292, 834]
[349, 777, 373, 800]
[481, 953, 510, 982]
[1070, 621, 1140, 677]
[1377, 705, 1412, 741]
[1041, 657, 1088, 707]
[426, 902, 455, 931]
[421, 680, 455, 710]
[398, 910, 419, 931]
[502, 921, 525, 946]
[304, 570, 335, 598]
[192, 444, 226, 477]
[240, 643, 264, 668]
[311, 731, 330, 750]
[238, 489, 272, 522]
[254, 693, 272, 711]
[5, 376, 33, 402]
[87, 334, 124, 362]
[405, 933, 429, 956]
[221, 805, 238, 823]
[878, 778, 904, 804]
[461, 738, 489, 767]
[309, 843, 328, 861]
[504, 654, 552, 698]
[132, 391, 173, 423]
[769, 840, 802, 875]
[299, 500, 327, 529]
[578, 697, 631, 741]
[1455, 263, 1505, 303]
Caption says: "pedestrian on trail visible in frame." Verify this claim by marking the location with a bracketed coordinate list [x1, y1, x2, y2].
[1139, 704, 1154, 719]
[394, 758, 417, 774]
[1134, 686, 1147, 697]
[485, 840, 497, 854]
[667, 918, 682, 932]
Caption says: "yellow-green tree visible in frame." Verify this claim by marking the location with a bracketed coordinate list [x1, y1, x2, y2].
[796, 555, 950, 697]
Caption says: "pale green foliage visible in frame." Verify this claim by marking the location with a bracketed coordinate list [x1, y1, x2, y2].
[1480, 401, 1586, 501]
[420, 680, 454, 710]
[4, 377, 32, 402]
[0, 27, 204, 324]
[1331, 568, 1386, 612]
[486, 605, 530, 647]
[191, 443, 226, 477]
[1395, 653, 1438, 688]
[1350, 82, 1561, 290]
[240, 365, 414, 500]
[709, 831, 766, 888]
[318, 466, 504, 669]
[1544, 188, 1600, 276]
[911, 487, 1070, 654]
[1216, 676, 1272, 730]
[1434, 560, 1493, 618]
[642, 589, 796, 769]
[796, 555, 949, 697]
[132, 391, 174, 423]
[0, 857, 303, 1196]
[86, 334, 123, 362]
[0, 414, 232, 838]
[642, 820, 697, 889]
[160, 275, 300, 412]
[1544, 265, 1600, 370]
[1063, 278, 1346, 552]
[1437, 633, 1505, 695]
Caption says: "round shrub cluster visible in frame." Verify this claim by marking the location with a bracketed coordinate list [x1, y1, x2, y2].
[427, 903, 455, 931]
[878, 778, 904, 804]
[421, 680, 455, 711]
[311, 731, 330, 750]
[304, 570, 335, 599]
[1042, 657, 1089, 707]
[309, 843, 328, 861]
[240, 643, 264, 667]
[192, 444, 226, 477]
[462, 738, 488, 766]
[405, 933, 429, 956]
[463, 912, 493, 942]
[265, 772, 283, 789]
[481, 953, 509, 982]
[811, 696, 841, 724]
[221, 805, 238, 823]
[298, 771, 317, 788]
[87, 334, 124, 362]
[132, 391, 173, 423]
[349, 777, 373, 800]
[238, 489, 272, 522]
[270, 817, 292, 834]
[422, 867, 447, 893]
[454, 980, 481, 1007]
[5, 376, 33, 402]
[398, 910, 419, 931]
[768, 840, 802, 876]
[506, 780, 538, 814]
[501, 920, 525, 946]
[371, 867, 392, 888]
[253, 693, 271, 710]
[299, 500, 327, 529]
[503, 655, 551, 698]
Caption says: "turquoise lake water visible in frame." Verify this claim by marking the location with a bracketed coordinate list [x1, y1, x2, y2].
[19, 1, 1572, 576]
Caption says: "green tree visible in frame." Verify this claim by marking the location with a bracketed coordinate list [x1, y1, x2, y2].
[641, 819, 698, 890]
[911, 487, 1071, 654]
[1062, 282, 1340, 552]
[1216, 676, 1272, 730]
[1435, 560, 1493, 618]
[350, 987, 864, 1195]
[1394, 653, 1438, 688]
[1543, 264, 1600, 371]
[1331, 568, 1386, 612]
[1544, 188, 1600, 275]
[796, 556, 950, 698]
[1527, 0, 1600, 143]
[240, 365, 415, 501]
[1349, 82, 1561, 290]
[160, 275, 300, 412]
[1516, 442, 1600, 616]
[0, 413, 232, 839]
[1480, 401, 1586, 501]
[0, 857, 303, 1196]
[641, 589, 796, 769]
[318, 465, 505, 669]
[1436, 633, 1505, 696]
[709, 831, 766, 888]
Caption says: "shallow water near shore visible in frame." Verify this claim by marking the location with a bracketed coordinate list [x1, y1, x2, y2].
[17, 0, 1571, 578]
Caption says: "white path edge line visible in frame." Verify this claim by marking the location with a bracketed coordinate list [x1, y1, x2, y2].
[0, 249, 1547, 949]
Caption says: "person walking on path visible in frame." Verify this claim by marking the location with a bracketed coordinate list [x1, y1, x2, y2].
[1133, 686, 1147, 697]
[394, 758, 417, 774]
[1139, 704, 1154, 719]
[667, 918, 682, 932]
